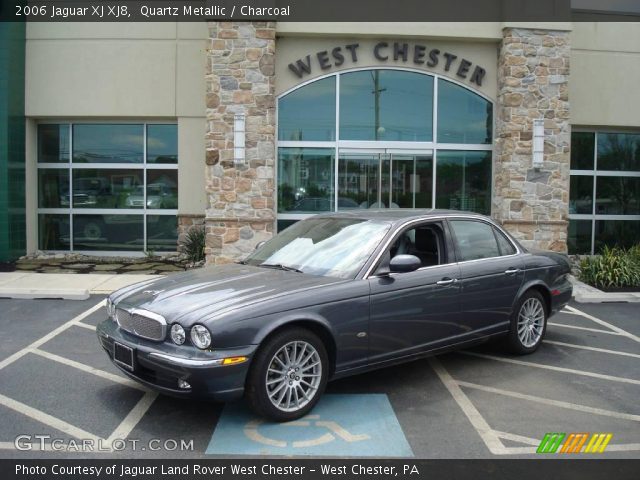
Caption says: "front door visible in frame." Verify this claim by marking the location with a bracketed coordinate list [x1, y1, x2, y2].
[337, 151, 433, 210]
[367, 220, 462, 365]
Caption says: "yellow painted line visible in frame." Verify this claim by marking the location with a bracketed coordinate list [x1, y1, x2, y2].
[584, 433, 599, 453]
[598, 434, 613, 453]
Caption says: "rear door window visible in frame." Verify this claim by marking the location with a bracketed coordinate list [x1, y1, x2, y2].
[449, 220, 500, 261]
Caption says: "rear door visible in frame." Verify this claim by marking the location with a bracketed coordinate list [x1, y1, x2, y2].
[448, 219, 524, 338]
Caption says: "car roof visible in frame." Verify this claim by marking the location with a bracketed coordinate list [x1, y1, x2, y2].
[314, 209, 491, 225]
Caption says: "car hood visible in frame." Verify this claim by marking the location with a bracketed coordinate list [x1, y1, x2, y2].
[110, 263, 348, 326]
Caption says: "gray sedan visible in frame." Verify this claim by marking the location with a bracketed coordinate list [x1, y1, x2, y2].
[97, 210, 572, 421]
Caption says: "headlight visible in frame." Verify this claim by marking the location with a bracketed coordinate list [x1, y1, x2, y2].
[170, 324, 186, 345]
[190, 324, 212, 349]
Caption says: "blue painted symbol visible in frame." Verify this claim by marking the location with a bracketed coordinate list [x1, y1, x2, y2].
[206, 394, 413, 457]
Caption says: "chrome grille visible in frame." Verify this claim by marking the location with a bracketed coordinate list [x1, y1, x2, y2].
[115, 307, 166, 341]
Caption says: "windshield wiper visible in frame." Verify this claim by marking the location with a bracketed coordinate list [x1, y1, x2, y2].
[259, 262, 304, 273]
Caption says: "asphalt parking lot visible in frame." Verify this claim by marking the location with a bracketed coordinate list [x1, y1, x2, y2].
[0, 296, 638, 459]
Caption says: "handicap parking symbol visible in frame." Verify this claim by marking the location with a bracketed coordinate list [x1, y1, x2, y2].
[206, 394, 414, 457]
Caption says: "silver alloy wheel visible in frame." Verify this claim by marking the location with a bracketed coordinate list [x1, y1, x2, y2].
[517, 297, 545, 348]
[265, 340, 322, 412]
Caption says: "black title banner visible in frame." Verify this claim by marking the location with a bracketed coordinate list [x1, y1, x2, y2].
[4, 459, 640, 480]
[0, 0, 598, 23]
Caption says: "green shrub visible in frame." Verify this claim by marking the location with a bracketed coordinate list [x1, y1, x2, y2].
[628, 244, 640, 264]
[180, 226, 205, 263]
[579, 245, 640, 290]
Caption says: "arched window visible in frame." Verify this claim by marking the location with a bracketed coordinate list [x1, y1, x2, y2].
[277, 69, 493, 230]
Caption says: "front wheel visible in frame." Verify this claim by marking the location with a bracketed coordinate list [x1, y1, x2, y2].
[505, 290, 548, 354]
[245, 328, 328, 421]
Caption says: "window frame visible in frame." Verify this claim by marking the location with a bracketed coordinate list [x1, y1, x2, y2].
[36, 121, 179, 255]
[569, 128, 640, 254]
[276, 67, 495, 227]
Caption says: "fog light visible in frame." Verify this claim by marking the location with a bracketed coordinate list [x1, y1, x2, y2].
[190, 324, 212, 349]
[178, 379, 191, 389]
[170, 324, 186, 345]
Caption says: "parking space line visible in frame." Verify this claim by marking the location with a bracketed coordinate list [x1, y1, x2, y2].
[428, 357, 506, 455]
[548, 322, 622, 335]
[104, 392, 158, 444]
[606, 443, 640, 452]
[459, 352, 640, 386]
[0, 393, 101, 442]
[565, 305, 640, 344]
[30, 348, 148, 392]
[73, 322, 96, 331]
[457, 381, 640, 422]
[492, 430, 539, 446]
[0, 299, 105, 372]
[545, 340, 640, 359]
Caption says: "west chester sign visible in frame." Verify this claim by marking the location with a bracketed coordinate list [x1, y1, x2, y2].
[288, 41, 487, 87]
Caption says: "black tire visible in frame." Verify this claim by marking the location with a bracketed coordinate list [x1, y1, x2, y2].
[505, 290, 548, 355]
[245, 328, 328, 422]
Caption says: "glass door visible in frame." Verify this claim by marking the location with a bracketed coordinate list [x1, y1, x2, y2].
[337, 150, 433, 210]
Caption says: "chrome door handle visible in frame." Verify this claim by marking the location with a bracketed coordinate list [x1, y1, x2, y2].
[504, 268, 521, 275]
[436, 278, 456, 286]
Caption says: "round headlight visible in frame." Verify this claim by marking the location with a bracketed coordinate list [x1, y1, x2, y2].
[170, 324, 186, 345]
[190, 324, 212, 349]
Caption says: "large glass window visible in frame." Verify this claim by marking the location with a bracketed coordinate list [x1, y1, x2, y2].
[277, 70, 493, 232]
[438, 79, 492, 144]
[37, 123, 178, 252]
[569, 130, 640, 254]
[340, 70, 433, 141]
[278, 77, 336, 141]
[435, 151, 492, 215]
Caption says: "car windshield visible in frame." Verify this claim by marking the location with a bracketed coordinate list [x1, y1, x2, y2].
[243, 217, 391, 279]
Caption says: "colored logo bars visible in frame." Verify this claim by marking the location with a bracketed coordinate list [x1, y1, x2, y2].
[537, 433, 613, 454]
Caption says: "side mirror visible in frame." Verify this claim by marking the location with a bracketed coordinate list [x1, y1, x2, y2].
[254, 241, 266, 251]
[389, 254, 422, 273]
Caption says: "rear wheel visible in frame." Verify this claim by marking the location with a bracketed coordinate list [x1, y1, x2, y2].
[505, 290, 547, 354]
[245, 328, 328, 421]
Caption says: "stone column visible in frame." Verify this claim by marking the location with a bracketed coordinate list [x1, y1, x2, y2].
[493, 28, 570, 252]
[204, 21, 276, 264]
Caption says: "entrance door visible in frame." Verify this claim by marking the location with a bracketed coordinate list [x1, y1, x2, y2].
[337, 151, 433, 210]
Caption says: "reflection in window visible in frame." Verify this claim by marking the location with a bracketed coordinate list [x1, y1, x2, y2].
[597, 133, 640, 171]
[596, 177, 639, 215]
[571, 132, 595, 170]
[73, 124, 144, 163]
[147, 215, 178, 252]
[279, 77, 336, 141]
[435, 151, 491, 215]
[569, 176, 593, 214]
[595, 220, 640, 252]
[38, 169, 69, 208]
[146, 170, 178, 209]
[38, 125, 69, 163]
[38, 214, 70, 250]
[147, 125, 178, 163]
[449, 220, 500, 261]
[389, 155, 433, 209]
[72, 169, 144, 209]
[340, 70, 433, 141]
[73, 214, 144, 251]
[438, 79, 492, 144]
[568, 220, 592, 255]
[278, 148, 334, 213]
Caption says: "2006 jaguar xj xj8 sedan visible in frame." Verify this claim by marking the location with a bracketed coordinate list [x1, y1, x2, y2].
[97, 210, 572, 421]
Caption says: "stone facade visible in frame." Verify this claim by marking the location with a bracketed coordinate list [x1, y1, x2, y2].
[177, 214, 205, 253]
[493, 28, 571, 252]
[204, 21, 276, 264]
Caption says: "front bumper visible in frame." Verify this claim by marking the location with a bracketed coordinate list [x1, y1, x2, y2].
[96, 318, 257, 402]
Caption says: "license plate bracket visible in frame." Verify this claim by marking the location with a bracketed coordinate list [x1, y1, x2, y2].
[114, 342, 135, 371]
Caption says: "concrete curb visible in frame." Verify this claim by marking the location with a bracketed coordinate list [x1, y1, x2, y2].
[0, 272, 164, 299]
[569, 275, 640, 303]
